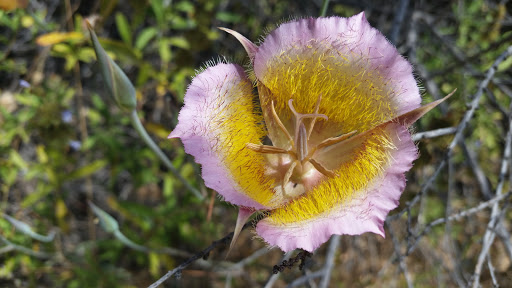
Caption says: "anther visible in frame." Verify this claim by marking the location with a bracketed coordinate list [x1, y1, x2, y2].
[308, 94, 323, 140]
[288, 99, 327, 142]
[246, 143, 289, 154]
[282, 160, 298, 196]
[304, 130, 358, 161]
[309, 158, 338, 178]
[271, 101, 294, 148]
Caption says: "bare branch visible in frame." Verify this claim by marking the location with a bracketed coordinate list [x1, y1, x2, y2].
[412, 127, 458, 141]
[264, 251, 293, 288]
[319, 235, 341, 288]
[148, 222, 253, 288]
[471, 80, 512, 287]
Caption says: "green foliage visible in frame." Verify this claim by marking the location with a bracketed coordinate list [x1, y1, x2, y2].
[0, 1, 228, 286]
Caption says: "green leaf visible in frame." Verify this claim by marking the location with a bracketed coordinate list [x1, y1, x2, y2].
[135, 27, 158, 51]
[9, 150, 27, 171]
[76, 47, 96, 63]
[176, 1, 195, 13]
[36, 32, 84, 46]
[63, 159, 107, 181]
[148, 253, 160, 277]
[498, 54, 512, 72]
[115, 12, 132, 47]
[21, 185, 52, 208]
[168, 36, 190, 49]
[158, 39, 171, 63]
[15, 92, 40, 107]
[64, 55, 78, 71]
[97, 38, 140, 62]
[216, 12, 242, 23]
[150, 0, 164, 27]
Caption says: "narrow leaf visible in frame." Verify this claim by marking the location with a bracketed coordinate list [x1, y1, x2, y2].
[36, 31, 84, 46]
[115, 12, 132, 46]
[135, 27, 158, 50]
[63, 159, 107, 181]
[168, 36, 190, 49]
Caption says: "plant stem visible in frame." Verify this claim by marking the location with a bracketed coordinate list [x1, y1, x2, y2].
[320, 0, 330, 17]
[129, 110, 203, 200]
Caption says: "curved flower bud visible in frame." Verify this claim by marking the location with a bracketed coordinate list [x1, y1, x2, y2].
[88, 23, 137, 113]
[171, 13, 452, 252]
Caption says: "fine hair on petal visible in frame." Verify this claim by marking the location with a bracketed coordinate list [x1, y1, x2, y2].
[266, 128, 396, 225]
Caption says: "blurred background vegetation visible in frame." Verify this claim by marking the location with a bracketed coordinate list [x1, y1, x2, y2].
[0, 0, 511, 287]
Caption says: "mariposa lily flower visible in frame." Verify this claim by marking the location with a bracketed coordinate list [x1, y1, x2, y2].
[170, 13, 452, 252]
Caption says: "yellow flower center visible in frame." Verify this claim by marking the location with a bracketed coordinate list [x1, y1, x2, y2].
[246, 95, 357, 199]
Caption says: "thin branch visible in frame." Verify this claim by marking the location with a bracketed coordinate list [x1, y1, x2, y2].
[460, 141, 493, 200]
[130, 110, 203, 199]
[228, 247, 272, 270]
[264, 251, 293, 288]
[443, 154, 466, 286]
[287, 269, 325, 287]
[487, 255, 498, 287]
[388, 0, 410, 44]
[389, 45, 512, 224]
[405, 190, 512, 255]
[148, 222, 252, 288]
[412, 127, 458, 141]
[0, 244, 14, 254]
[319, 235, 340, 288]
[471, 94, 512, 288]
[408, 12, 447, 113]
[387, 223, 413, 288]
[494, 223, 512, 263]
[447, 46, 512, 153]
[319, 0, 330, 17]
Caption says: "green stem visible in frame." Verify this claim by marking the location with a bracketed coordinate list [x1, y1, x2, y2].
[129, 110, 203, 200]
[320, 0, 330, 17]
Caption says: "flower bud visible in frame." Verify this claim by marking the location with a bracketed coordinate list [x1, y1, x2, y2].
[87, 22, 136, 112]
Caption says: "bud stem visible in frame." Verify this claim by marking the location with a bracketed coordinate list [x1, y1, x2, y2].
[129, 110, 203, 200]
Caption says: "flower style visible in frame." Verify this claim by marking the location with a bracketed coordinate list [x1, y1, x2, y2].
[170, 13, 452, 252]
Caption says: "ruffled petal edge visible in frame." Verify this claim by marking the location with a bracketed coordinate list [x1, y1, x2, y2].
[169, 63, 272, 209]
[255, 123, 417, 252]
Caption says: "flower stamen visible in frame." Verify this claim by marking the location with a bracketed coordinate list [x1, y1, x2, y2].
[304, 130, 358, 162]
[307, 94, 323, 140]
[309, 158, 338, 178]
[271, 100, 294, 149]
[282, 160, 298, 197]
[246, 143, 294, 156]
[246, 97, 357, 198]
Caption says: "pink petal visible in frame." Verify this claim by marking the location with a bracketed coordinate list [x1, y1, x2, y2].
[255, 123, 417, 252]
[219, 27, 258, 60]
[253, 13, 421, 140]
[169, 63, 274, 209]
[396, 89, 456, 127]
[227, 207, 255, 256]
